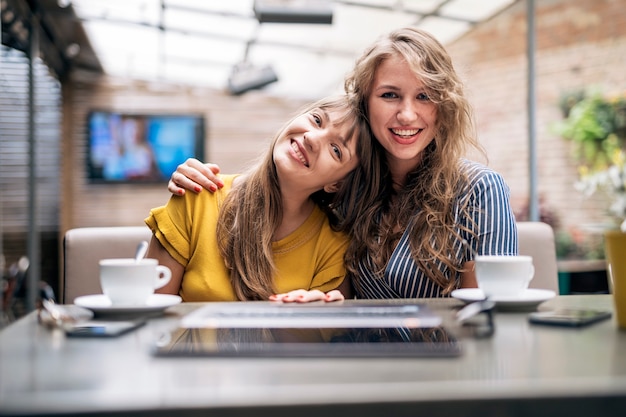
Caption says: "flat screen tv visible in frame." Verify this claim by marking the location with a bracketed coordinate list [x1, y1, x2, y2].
[87, 111, 205, 183]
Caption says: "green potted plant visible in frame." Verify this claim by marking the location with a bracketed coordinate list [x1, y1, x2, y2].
[555, 90, 626, 173]
[554, 90, 626, 294]
[555, 90, 626, 229]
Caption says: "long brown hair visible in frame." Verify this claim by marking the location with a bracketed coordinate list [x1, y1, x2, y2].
[216, 95, 376, 300]
[343, 27, 487, 294]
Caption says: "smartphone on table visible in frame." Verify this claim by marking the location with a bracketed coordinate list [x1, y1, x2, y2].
[64, 319, 146, 337]
[528, 309, 612, 328]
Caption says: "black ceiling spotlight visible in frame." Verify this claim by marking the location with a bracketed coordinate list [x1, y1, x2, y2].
[253, 0, 333, 24]
[227, 34, 279, 95]
[227, 62, 279, 95]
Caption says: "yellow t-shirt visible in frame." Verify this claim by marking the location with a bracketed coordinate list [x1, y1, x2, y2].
[145, 174, 348, 301]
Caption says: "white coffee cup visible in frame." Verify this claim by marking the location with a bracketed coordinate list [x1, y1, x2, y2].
[475, 255, 535, 298]
[99, 258, 171, 306]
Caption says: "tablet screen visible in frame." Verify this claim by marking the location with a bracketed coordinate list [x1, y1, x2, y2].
[153, 325, 462, 358]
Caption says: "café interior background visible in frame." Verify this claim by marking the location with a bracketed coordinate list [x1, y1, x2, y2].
[1, 0, 625, 310]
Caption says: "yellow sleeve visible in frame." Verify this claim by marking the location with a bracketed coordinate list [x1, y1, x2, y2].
[144, 193, 195, 267]
[144, 174, 236, 276]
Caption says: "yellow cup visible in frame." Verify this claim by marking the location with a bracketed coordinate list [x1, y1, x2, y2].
[604, 230, 626, 329]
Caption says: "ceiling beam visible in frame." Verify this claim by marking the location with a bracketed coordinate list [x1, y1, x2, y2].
[335, 0, 481, 25]
[61, 13, 357, 57]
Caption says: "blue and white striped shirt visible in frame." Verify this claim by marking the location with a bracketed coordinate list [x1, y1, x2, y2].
[355, 159, 518, 299]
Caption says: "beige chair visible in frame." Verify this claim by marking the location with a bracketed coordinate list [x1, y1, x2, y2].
[61, 222, 560, 304]
[517, 221, 559, 293]
[61, 226, 152, 303]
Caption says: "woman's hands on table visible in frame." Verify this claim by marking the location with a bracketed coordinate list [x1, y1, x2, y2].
[270, 289, 345, 303]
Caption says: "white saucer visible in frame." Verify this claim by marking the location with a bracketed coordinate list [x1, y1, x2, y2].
[451, 288, 556, 309]
[74, 294, 182, 315]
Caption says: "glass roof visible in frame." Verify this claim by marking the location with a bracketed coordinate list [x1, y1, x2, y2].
[69, 0, 516, 98]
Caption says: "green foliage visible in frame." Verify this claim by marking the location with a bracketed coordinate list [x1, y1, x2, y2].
[558, 90, 586, 118]
[555, 230, 605, 261]
[554, 91, 626, 172]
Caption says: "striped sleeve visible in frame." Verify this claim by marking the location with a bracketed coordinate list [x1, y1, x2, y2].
[461, 160, 518, 257]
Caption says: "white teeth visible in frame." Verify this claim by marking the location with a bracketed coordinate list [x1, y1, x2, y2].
[291, 141, 309, 167]
[392, 129, 420, 137]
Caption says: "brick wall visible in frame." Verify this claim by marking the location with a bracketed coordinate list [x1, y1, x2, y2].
[447, 0, 626, 238]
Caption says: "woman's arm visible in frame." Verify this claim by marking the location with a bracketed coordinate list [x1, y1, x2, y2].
[168, 158, 223, 195]
[460, 261, 477, 288]
[146, 235, 185, 295]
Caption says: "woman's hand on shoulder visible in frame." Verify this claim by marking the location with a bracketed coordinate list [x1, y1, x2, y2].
[269, 289, 345, 303]
[168, 158, 223, 195]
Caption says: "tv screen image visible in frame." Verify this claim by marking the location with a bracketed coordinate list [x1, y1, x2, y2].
[87, 111, 205, 183]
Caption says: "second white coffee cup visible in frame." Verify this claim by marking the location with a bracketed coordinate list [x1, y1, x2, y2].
[99, 258, 171, 306]
[475, 255, 535, 298]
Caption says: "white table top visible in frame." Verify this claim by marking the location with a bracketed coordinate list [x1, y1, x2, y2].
[1, 295, 625, 417]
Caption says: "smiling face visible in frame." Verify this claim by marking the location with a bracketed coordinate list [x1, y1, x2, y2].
[273, 105, 360, 196]
[366, 55, 438, 181]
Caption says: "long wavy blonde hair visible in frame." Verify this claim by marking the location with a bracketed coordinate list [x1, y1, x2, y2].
[216, 95, 377, 300]
[343, 27, 487, 294]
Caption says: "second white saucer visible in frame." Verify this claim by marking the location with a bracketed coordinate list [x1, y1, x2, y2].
[451, 288, 556, 309]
